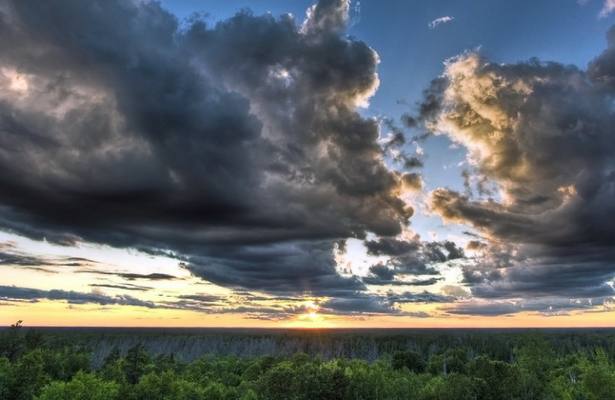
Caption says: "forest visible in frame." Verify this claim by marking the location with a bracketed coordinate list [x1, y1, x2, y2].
[1, 322, 615, 399]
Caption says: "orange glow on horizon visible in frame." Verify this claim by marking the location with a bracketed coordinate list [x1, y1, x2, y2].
[2, 300, 615, 329]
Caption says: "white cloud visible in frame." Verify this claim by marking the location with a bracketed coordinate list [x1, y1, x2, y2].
[600, 0, 615, 17]
[428, 16, 454, 30]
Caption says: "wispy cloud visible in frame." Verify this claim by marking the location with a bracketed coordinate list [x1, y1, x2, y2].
[89, 283, 151, 292]
[428, 16, 454, 29]
[76, 270, 179, 281]
[0, 285, 156, 308]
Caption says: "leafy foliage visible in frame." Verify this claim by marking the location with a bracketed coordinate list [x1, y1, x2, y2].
[1, 323, 615, 400]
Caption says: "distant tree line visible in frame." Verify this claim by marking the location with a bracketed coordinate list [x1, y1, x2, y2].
[1, 322, 615, 399]
[26, 326, 615, 366]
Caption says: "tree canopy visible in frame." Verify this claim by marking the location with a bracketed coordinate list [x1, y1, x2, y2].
[0, 323, 614, 400]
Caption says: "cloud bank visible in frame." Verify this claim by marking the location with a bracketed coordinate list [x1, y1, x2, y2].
[0, 0, 423, 310]
[415, 30, 615, 315]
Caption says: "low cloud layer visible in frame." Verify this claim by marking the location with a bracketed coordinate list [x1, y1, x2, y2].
[0, 285, 155, 308]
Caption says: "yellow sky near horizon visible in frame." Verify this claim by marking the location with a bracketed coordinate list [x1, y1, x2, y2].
[2, 286, 614, 329]
[3, 300, 615, 329]
[1, 231, 614, 329]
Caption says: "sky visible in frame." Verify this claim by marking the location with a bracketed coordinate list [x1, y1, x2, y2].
[1, 0, 615, 328]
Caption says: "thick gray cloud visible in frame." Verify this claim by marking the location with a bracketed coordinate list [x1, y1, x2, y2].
[363, 265, 442, 286]
[319, 292, 431, 317]
[0, 0, 416, 305]
[362, 237, 464, 284]
[415, 32, 615, 314]
[187, 240, 365, 296]
[466, 254, 615, 300]
[368, 263, 395, 281]
[443, 297, 607, 317]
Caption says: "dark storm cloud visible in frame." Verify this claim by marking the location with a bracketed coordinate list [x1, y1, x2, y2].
[368, 263, 395, 281]
[403, 156, 424, 169]
[443, 297, 609, 317]
[467, 255, 615, 300]
[0, 285, 155, 308]
[365, 237, 463, 261]
[363, 263, 442, 286]
[362, 237, 464, 282]
[187, 241, 366, 296]
[413, 32, 615, 313]
[0, 0, 417, 304]
[365, 238, 419, 256]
